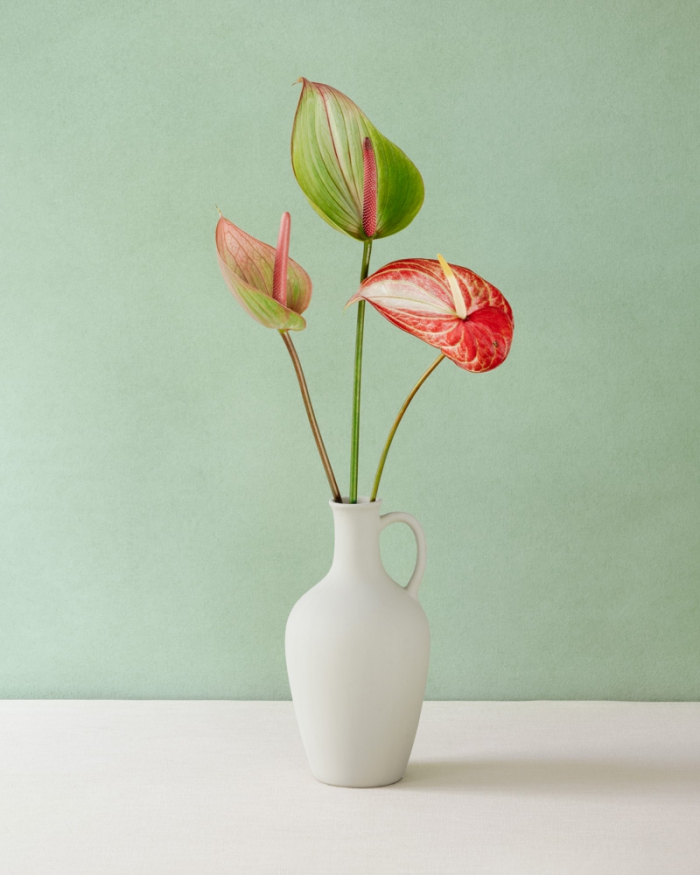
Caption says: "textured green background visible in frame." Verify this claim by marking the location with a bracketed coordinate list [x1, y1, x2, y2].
[1, 0, 698, 699]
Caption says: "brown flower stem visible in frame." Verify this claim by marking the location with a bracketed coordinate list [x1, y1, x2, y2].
[280, 330, 341, 502]
[370, 353, 445, 502]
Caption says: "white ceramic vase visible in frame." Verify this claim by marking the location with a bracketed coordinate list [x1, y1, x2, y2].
[285, 497, 430, 788]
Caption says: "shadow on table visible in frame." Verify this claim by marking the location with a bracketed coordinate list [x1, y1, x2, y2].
[398, 758, 700, 794]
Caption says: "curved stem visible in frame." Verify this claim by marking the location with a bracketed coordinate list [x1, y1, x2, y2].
[349, 239, 373, 503]
[370, 353, 445, 502]
[280, 331, 341, 502]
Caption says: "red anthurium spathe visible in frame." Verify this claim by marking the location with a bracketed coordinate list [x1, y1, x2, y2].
[348, 258, 514, 372]
[216, 212, 312, 331]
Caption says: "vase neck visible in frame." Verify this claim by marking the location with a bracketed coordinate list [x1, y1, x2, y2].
[329, 498, 383, 577]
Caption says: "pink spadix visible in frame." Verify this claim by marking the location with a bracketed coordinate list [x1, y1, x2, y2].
[362, 137, 378, 239]
[272, 212, 291, 307]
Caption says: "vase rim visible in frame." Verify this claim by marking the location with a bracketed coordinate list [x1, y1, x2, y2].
[329, 496, 382, 509]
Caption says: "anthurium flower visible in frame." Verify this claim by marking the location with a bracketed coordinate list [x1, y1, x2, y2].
[291, 79, 424, 241]
[348, 257, 514, 372]
[215, 212, 312, 331]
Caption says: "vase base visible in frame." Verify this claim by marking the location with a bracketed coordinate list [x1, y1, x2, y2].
[312, 772, 405, 789]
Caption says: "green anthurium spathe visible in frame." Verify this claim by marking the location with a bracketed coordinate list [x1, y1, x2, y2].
[215, 212, 312, 331]
[291, 79, 425, 241]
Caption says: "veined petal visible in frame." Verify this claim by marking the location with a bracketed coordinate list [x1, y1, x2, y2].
[215, 216, 312, 323]
[216, 253, 307, 331]
[291, 79, 424, 241]
[349, 258, 514, 372]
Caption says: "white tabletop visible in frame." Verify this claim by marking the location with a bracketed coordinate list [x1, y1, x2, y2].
[1, 701, 699, 874]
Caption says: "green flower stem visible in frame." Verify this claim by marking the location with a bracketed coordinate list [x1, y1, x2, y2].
[349, 239, 373, 503]
[370, 353, 445, 502]
[280, 330, 341, 502]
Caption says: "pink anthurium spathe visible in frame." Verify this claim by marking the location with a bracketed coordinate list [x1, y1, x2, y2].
[216, 212, 312, 331]
[348, 257, 514, 372]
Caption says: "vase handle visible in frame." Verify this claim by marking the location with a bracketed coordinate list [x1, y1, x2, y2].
[379, 512, 427, 600]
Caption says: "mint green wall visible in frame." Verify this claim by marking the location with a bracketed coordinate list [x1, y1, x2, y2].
[1, 0, 698, 699]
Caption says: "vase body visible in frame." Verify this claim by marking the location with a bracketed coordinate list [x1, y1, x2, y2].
[285, 497, 430, 788]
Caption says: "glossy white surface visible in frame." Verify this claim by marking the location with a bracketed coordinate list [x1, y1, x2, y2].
[1, 701, 699, 874]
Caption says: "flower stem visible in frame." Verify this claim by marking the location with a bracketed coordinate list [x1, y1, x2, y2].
[370, 353, 445, 502]
[349, 239, 373, 503]
[280, 330, 341, 502]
